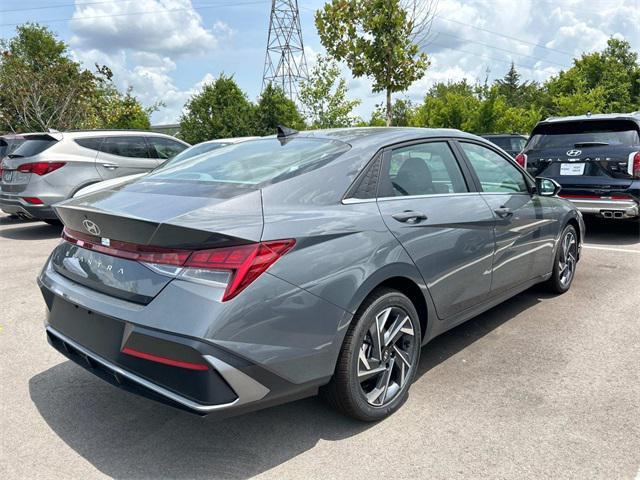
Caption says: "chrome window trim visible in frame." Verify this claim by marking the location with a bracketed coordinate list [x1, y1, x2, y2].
[342, 191, 481, 204]
[46, 326, 269, 413]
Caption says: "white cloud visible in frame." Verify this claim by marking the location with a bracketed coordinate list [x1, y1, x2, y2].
[69, 0, 234, 124]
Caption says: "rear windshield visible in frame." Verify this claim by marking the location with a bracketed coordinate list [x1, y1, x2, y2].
[164, 141, 230, 167]
[8, 135, 58, 158]
[149, 138, 351, 186]
[0, 138, 25, 158]
[486, 136, 527, 152]
[527, 120, 640, 150]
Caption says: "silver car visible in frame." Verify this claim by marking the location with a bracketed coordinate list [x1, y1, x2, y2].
[39, 127, 584, 421]
[0, 130, 189, 222]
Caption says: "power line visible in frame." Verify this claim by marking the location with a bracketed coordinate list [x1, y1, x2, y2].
[0, 0, 270, 28]
[430, 30, 572, 69]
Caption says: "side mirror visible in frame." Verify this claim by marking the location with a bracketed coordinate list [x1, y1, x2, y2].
[535, 177, 561, 197]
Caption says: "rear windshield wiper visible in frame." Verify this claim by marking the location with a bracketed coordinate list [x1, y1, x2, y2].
[7, 154, 24, 158]
[573, 141, 609, 147]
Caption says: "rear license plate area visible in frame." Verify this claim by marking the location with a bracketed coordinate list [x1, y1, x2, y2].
[560, 163, 585, 175]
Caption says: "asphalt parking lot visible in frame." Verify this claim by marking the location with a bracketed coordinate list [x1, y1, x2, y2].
[1, 214, 638, 480]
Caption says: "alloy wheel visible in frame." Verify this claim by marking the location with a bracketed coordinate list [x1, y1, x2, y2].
[357, 306, 417, 407]
[558, 231, 577, 287]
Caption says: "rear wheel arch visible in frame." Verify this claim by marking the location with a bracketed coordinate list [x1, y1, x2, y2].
[355, 276, 429, 342]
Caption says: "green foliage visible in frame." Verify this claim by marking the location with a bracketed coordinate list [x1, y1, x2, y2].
[299, 56, 360, 128]
[179, 74, 255, 144]
[254, 83, 305, 135]
[315, 0, 429, 125]
[0, 24, 98, 132]
[0, 24, 153, 133]
[368, 98, 416, 126]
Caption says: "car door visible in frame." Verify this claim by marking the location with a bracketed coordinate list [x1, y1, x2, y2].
[376, 140, 496, 320]
[95, 136, 157, 180]
[456, 141, 557, 296]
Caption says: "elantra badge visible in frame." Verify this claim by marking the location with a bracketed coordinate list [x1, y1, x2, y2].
[82, 219, 101, 236]
[566, 149, 581, 157]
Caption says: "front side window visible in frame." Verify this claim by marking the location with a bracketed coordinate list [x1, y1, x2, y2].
[148, 137, 188, 159]
[150, 138, 350, 186]
[460, 142, 529, 193]
[384, 142, 468, 197]
[100, 136, 149, 158]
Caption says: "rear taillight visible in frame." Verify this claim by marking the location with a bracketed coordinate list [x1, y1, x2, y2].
[514, 153, 527, 169]
[631, 152, 640, 179]
[62, 228, 295, 301]
[17, 161, 66, 175]
[184, 240, 295, 301]
[22, 197, 43, 205]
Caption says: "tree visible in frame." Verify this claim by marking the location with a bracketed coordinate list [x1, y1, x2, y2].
[315, 0, 434, 126]
[299, 56, 361, 128]
[413, 80, 480, 130]
[0, 24, 98, 132]
[254, 83, 305, 135]
[179, 74, 255, 144]
[545, 38, 640, 114]
[91, 65, 157, 130]
[368, 98, 416, 126]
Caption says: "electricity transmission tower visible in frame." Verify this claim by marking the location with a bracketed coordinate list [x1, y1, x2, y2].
[262, 0, 309, 101]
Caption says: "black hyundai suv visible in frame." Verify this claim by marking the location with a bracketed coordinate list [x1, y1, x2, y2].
[518, 113, 640, 220]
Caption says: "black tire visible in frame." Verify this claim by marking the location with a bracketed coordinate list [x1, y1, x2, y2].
[544, 224, 578, 294]
[321, 288, 422, 421]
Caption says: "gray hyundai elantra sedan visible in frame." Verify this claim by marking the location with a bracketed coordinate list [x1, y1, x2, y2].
[39, 127, 584, 421]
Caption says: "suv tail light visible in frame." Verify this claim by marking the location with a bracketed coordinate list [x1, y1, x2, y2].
[631, 152, 640, 179]
[514, 153, 527, 169]
[17, 161, 66, 176]
[62, 228, 295, 301]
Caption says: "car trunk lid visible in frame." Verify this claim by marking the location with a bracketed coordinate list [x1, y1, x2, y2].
[51, 178, 264, 303]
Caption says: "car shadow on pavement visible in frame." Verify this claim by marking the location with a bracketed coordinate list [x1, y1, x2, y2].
[583, 217, 640, 246]
[0, 222, 61, 240]
[28, 288, 551, 480]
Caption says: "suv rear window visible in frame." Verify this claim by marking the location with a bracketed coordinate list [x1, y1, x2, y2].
[0, 137, 25, 159]
[8, 135, 58, 158]
[150, 138, 350, 186]
[527, 120, 640, 150]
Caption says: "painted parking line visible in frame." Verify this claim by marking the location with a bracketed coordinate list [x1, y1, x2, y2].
[583, 244, 640, 254]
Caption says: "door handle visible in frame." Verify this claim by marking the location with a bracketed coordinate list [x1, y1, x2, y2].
[494, 207, 513, 218]
[392, 210, 428, 224]
[101, 163, 119, 170]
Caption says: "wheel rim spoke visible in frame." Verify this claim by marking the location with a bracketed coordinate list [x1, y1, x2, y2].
[358, 305, 417, 407]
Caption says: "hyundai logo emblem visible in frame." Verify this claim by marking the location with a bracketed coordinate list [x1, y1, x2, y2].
[566, 149, 582, 157]
[82, 219, 101, 236]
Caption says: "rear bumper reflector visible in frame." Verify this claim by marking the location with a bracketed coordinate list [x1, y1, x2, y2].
[122, 346, 209, 371]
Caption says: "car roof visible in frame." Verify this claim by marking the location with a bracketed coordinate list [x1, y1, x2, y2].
[3, 130, 189, 144]
[291, 127, 483, 146]
[540, 112, 640, 124]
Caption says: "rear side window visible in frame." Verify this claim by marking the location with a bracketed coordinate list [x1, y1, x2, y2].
[75, 137, 104, 151]
[100, 136, 149, 158]
[527, 120, 640, 150]
[150, 138, 350, 186]
[460, 142, 529, 193]
[383, 142, 468, 197]
[148, 137, 188, 159]
[8, 135, 57, 158]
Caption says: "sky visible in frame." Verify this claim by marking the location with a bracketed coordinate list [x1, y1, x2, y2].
[1, 0, 639, 125]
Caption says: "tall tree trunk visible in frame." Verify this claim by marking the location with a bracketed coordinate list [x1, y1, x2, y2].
[386, 88, 392, 126]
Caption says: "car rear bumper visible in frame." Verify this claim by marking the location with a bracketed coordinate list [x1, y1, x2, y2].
[0, 193, 60, 219]
[38, 259, 335, 416]
[562, 197, 639, 218]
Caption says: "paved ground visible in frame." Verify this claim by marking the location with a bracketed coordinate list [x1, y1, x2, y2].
[1, 214, 638, 480]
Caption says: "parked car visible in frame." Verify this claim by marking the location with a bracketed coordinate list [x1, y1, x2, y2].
[39, 127, 583, 421]
[73, 137, 260, 197]
[0, 133, 27, 160]
[481, 133, 528, 157]
[517, 113, 640, 220]
[0, 130, 189, 223]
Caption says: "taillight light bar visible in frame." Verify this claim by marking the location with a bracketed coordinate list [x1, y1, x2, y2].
[17, 161, 66, 176]
[62, 228, 295, 301]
